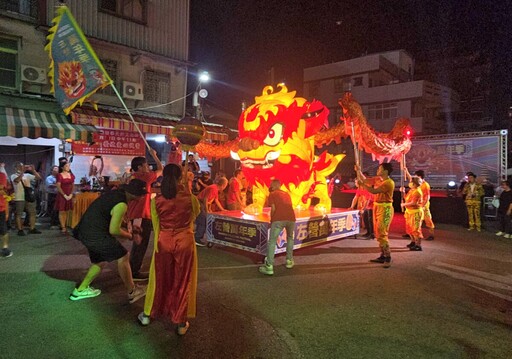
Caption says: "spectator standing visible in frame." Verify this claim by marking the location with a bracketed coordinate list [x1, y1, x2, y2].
[55, 162, 75, 234]
[138, 164, 200, 335]
[88, 156, 104, 190]
[194, 177, 228, 246]
[0, 163, 12, 257]
[495, 180, 512, 238]
[10, 162, 41, 236]
[183, 154, 200, 174]
[226, 169, 245, 210]
[462, 172, 485, 231]
[259, 179, 296, 276]
[126, 149, 163, 281]
[45, 166, 60, 229]
[70, 179, 148, 303]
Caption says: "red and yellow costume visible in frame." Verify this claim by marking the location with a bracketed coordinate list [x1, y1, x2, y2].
[143, 185, 200, 324]
[404, 187, 424, 245]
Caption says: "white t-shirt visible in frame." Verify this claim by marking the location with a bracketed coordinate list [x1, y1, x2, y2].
[10, 173, 35, 201]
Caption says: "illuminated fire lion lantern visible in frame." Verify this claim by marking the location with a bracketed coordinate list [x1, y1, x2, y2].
[194, 86, 413, 214]
[230, 85, 344, 213]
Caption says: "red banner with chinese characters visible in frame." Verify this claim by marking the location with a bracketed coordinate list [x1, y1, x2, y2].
[73, 129, 145, 156]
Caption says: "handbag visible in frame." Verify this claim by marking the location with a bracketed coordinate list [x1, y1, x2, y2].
[23, 183, 36, 203]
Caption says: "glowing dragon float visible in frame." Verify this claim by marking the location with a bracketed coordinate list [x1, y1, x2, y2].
[194, 84, 412, 214]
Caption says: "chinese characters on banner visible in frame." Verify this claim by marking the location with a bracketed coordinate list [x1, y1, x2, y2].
[73, 129, 145, 156]
[207, 211, 359, 255]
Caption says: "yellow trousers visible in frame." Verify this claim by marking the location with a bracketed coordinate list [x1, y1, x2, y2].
[405, 208, 424, 244]
[465, 201, 481, 229]
[373, 202, 394, 257]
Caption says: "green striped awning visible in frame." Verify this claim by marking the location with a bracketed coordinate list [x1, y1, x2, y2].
[0, 106, 97, 142]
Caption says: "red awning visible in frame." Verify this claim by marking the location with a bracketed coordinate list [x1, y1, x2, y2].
[70, 108, 229, 142]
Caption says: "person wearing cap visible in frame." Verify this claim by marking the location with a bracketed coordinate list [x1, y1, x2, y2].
[462, 172, 485, 231]
[70, 179, 148, 303]
[126, 149, 163, 281]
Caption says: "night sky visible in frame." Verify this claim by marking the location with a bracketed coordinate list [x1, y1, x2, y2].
[190, 0, 511, 117]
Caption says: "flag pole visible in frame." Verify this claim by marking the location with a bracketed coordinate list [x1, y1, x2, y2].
[351, 120, 361, 180]
[110, 84, 152, 152]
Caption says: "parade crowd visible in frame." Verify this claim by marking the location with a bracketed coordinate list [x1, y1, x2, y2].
[1, 152, 511, 336]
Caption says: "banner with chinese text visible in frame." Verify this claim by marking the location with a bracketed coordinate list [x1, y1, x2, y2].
[206, 209, 359, 255]
[46, 6, 112, 114]
[73, 129, 145, 156]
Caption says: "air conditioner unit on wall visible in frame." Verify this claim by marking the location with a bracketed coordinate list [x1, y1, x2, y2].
[123, 81, 144, 100]
[21, 65, 47, 84]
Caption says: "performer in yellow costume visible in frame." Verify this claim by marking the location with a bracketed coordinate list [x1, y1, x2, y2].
[462, 172, 485, 231]
[356, 163, 395, 268]
[400, 176, 424, 251]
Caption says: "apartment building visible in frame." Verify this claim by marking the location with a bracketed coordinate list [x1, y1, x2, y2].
[303, 50, 460, 135]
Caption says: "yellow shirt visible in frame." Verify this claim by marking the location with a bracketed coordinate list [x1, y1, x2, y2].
[419, 180, 430, 205]
[374, 178, 395, 203]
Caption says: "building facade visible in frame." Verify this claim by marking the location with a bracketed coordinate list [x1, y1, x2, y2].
[303, 50, 460, 135]
[0, 1, 229, 182]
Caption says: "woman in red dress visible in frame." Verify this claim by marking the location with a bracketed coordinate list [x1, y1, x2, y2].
[138, 164, 200, 335]
[55, 162, 75, 234]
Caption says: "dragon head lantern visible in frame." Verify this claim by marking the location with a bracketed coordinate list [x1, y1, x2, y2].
[231, 84, 344, 214]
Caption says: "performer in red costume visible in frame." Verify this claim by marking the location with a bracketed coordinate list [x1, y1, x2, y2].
[138, 164, 200, 336]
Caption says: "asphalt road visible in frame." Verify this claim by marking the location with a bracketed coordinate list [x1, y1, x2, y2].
[0, 214, 511, 359]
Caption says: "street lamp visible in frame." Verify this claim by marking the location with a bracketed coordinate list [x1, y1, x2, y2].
[193, 70, 210, 120]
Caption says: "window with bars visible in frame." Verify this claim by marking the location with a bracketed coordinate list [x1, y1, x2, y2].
[367, 102, 398, 121]
[0, 0, 39, 19]
[334, 77, 351, 93]
[98, 58, 118, 95]
[0, 36, 19, 89]
[144, 70, 170, 103]
[99, 0, 147, 24]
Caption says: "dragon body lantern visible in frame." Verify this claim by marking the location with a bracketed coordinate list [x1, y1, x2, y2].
[231, 85, 344, 213]
[194, 87, 413, 214]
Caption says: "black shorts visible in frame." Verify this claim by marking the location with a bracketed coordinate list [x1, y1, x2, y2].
[81, 235, 128, 263]
[0, 211, 6, 235]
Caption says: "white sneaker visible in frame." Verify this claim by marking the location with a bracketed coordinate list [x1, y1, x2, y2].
[495, 231, 504, 236]
[69, 286, 101, 301]
[128, 285, 146, 304]
[138, 312, 150, 326]
[504, 234, 511, 239]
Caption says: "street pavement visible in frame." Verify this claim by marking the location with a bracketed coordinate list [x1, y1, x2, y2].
[0, 213, 511, 359]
